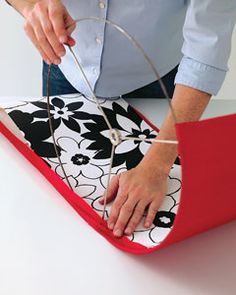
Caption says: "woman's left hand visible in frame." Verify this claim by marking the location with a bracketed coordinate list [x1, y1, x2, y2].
[99, 164, 168, 237]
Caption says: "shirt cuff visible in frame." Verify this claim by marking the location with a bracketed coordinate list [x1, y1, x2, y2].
[174, 56, 227, 96]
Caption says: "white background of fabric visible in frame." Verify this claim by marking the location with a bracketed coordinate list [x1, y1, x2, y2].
[0, 1, 235, 99]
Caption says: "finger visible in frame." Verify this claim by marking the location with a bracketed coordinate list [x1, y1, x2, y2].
[107, 186, 127, 231]
[24, 22, 51, 64]
[65, 15, 76, 35]
[31, 1, 61, 63]
[99, 175, 119, 204]
[124, 201, 147, 235]
[49, 0, 71, 44]
[32, 17, 61, 65]
[112, 196, 139, 237]
[144, 201, 160, 228]
[38, 7, 66, 58]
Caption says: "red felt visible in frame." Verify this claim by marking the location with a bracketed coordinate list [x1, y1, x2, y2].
[0, 111, 235, 255]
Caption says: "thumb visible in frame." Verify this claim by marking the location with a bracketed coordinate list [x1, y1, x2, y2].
[65, 14, 76, 35]
[64, 11, 76, 46]
[99, 174, 120, 204]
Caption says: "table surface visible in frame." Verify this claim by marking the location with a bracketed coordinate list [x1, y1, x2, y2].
[0, 97, 235, 295]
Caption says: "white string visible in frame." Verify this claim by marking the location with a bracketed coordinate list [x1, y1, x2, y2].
[121, 136, 178, 145]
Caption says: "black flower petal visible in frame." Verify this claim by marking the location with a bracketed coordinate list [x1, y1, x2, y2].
[8, 110, 61, 158]
[9, 110, 33, 126]
[34, 142, 61, 158]
[81, 102, 154, 169]
[71, 111, 91, 120]
[31, 101, 54, 110]
[62, 117, 81, 133]
[174, 156, 181, 165]
[51, 97, 65, 109]
[32, 110, 49, 118]
[67, 101, 83, 111]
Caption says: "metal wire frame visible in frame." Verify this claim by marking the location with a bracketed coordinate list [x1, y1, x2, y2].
[46, 17, 179, 219]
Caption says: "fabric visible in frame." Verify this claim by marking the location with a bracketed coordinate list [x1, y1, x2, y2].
[0, 94, 235, 254]
[42, 61, 178, 98]
[58, 0, 236, 98]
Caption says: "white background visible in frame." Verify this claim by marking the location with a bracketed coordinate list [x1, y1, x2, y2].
[0, 2, 236, 295]
[0, 1, 235, 98]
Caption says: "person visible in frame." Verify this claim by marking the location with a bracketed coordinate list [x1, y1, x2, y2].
[7, 0, 236, 238]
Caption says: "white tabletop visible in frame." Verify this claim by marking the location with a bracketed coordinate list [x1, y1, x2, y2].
[0, 98, 235, 295]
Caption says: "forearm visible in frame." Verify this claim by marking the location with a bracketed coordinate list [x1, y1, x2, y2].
[6, 0, 39, 16]
[139, 84, 211, 174]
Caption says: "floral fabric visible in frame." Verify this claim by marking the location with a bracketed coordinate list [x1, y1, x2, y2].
[3, 94, 181, 248]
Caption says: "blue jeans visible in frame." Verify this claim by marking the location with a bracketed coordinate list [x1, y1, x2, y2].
[42, 61, 178, 98]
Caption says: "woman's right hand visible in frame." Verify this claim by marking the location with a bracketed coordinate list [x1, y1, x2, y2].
[22, 0, 76, 65]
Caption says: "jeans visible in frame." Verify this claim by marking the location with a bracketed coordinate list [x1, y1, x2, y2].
[42, 61, 178, 98]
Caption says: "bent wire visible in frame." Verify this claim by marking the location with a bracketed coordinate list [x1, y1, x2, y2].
[0, 18, 235, 254]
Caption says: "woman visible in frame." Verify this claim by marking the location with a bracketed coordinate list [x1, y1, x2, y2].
[7, 0, 236, 237]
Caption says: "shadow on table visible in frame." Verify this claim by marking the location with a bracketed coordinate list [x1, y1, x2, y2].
[130, 221, 236, 294]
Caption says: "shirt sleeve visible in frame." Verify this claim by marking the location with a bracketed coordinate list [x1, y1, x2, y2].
[174, 0, 236, 96]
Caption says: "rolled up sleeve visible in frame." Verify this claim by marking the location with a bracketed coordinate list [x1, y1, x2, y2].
[174, 0, 236, 96]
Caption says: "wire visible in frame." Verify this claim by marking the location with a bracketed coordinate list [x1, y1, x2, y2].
[46, 17, 179, 219]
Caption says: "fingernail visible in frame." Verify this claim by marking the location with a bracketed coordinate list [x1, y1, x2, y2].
[114, 229, 122, 237]
[108, 222, 114, 230]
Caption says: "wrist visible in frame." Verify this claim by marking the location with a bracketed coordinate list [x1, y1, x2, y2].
[139, 139, 178, 176]
[139, 152, 175, 177]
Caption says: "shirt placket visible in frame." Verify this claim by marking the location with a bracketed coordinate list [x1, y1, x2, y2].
[91, 1, 108, 87]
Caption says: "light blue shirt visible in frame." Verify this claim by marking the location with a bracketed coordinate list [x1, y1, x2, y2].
[59, 0, 236, 98]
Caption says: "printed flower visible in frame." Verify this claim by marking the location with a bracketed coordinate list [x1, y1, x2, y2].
[61, 175, 96, 199]
[91, 196, 113, 220]
[8, 110, 61, 158]
[99, 167, 127, 189]
[31, 96, 90, 133]
[55, 136, 104, 179]
[149, 211, 176, 244]
[166, 175, 182, 196]
[81, 102, 157, 169]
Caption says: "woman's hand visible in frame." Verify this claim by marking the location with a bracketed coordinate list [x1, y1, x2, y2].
[99, 164, 168, 237]
[22, 0, 76, 65]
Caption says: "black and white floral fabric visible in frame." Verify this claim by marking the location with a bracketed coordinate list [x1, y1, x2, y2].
[3, 94, 181, 248]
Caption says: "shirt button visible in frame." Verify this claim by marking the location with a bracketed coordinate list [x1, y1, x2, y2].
[99, 2, 105, 9]
[93, 68, 97, 74]
[95, 37, 102, 45]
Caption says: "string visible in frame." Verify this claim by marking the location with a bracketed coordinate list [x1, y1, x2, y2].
[121, 137, 178, 145]
[46, 17, 179, 220]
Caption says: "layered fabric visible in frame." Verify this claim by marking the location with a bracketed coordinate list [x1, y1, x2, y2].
[0, 94, 235, 254]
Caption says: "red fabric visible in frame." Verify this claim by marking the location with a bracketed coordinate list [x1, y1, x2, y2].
[0, 111, 235, 255]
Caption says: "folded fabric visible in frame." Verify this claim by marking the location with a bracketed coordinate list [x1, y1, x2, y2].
[0, 93, 235, 254]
